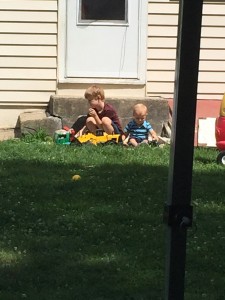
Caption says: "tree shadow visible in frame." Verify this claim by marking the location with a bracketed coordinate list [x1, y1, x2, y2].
[0, 155, 224, 300]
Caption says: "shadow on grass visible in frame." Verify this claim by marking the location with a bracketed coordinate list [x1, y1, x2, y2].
[0, 158, 168, 300]
[0, 156, 224, 300]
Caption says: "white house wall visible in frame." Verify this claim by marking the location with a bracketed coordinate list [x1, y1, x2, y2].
[147, 0, 225, 100]
[0, 0, 57, 128]
[0, 0, 224, 133]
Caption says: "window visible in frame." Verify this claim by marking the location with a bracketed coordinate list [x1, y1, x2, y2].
[79, 0, 128, 23]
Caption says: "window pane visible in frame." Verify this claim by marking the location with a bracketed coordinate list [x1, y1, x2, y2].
[81, 0, 126, 21]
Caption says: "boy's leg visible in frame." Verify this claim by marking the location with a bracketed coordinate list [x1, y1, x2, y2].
[101, 117, 115, 134]
[86, 116, 98, 133]
[129, 138, 138, 147]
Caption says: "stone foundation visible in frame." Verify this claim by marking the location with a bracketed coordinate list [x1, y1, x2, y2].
[1, 95, 171, 140]
[48, 95, 170, 136]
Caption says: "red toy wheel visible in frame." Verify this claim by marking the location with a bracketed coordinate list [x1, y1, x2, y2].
[217, 151, 225, 165]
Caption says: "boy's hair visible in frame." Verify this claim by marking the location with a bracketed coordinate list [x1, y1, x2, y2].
[84, 85, 105, 100]
[133, 103, 148, 115]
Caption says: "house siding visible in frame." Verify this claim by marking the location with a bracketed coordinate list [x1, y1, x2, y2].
[0, 0, 224, 133]
[147, 0, 225, 100]
[0, 0, 57, 128]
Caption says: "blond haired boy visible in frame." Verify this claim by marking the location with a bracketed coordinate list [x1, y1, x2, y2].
[84, 85, 122, 134]
[124, 103, 158, 147]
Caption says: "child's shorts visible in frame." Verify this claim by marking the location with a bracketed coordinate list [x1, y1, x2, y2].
[129, 136, 147, 143]
[112, 122, 122, 134]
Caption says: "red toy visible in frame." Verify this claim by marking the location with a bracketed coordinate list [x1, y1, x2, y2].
[215, 93, 225, 165]
[63, 126, 76, 142]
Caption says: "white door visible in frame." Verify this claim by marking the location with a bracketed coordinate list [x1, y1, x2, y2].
[65, 0, 146, 80]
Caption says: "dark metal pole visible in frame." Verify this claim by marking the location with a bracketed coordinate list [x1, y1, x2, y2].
[164, 0, 203, 299]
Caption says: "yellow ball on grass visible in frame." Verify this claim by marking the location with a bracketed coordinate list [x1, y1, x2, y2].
[72, 174, 81, 181]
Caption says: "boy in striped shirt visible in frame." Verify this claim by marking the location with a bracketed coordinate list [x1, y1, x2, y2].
[123, 103, 158, 147]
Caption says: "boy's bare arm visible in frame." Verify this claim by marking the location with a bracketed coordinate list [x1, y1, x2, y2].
[149, 129, 158, 141]
[88, 108, 103, 128]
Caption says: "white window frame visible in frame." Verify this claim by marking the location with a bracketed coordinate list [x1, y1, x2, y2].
[77, 0, 129, 25]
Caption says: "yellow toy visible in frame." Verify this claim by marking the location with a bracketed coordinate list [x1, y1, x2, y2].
[73, 130, 121, 146]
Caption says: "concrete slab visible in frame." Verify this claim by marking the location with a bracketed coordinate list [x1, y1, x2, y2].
[20, 116, 62, 137]
[19, 110, 47, 123]
[48, 95, 170, 135]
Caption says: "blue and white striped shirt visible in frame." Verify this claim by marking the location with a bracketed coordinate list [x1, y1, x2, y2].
[124, 120, 152, 140]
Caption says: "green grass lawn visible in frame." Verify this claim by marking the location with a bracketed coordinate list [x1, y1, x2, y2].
[0, 139, 224, 300]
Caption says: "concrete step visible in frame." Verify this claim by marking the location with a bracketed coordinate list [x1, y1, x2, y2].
[48, 95, 170, 135]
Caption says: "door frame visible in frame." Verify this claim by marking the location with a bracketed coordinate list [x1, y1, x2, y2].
[58, 0, 148, 84]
